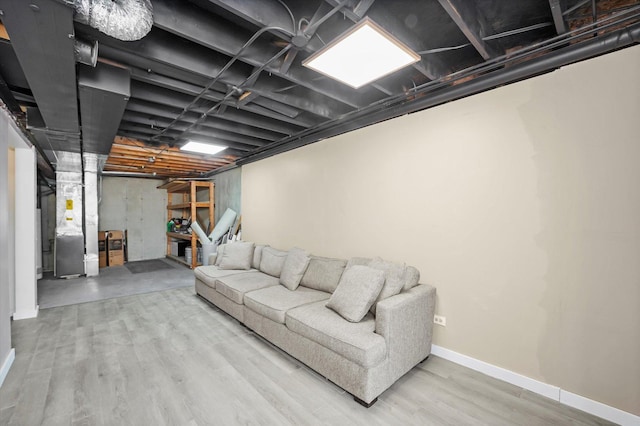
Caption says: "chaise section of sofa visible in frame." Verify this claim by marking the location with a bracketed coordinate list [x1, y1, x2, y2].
[194, 242, 436, 406]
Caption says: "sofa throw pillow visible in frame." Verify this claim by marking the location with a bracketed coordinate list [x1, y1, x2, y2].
[367, 257, 406, 314]
[300, 256, 347, 293]
[259, 247, 288, 277]
[279, 247, 311, 290]
[218, 242, 255, 270]
[252, 244, 269, 269]
[326, 265, 385, 322]
[214, 244, 227, 266]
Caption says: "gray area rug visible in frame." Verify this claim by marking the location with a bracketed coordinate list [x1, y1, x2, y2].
[37, 258, 193, 309]
[125, 259, 177, 274]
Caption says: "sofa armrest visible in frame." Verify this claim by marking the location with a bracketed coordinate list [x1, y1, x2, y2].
[375, 284, 436, 376]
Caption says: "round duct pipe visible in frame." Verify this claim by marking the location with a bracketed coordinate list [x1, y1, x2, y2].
[74, 0, 153, 42]
[74, 38, 98, 67]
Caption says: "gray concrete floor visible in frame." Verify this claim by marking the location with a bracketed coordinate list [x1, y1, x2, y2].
[37, 258, 194, 309]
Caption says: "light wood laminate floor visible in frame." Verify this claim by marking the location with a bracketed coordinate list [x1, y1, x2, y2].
[1, 287, 614, 426]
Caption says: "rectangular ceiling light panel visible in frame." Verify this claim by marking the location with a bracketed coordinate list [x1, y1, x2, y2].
[181, 141, 227, 155]
[303, 18, 420, 89]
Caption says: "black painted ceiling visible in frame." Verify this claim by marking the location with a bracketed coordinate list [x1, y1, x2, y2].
[0, 0, 639, 178]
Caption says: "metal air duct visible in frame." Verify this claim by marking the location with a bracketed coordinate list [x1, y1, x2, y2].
[74, 38, 98, 67]
[74, 0, 153, 42]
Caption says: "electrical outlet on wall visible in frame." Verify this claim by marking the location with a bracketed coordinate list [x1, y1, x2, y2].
[434, 315, 446, 326]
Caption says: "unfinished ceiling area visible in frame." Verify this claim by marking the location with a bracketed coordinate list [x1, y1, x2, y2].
[0, 0, 639, 179]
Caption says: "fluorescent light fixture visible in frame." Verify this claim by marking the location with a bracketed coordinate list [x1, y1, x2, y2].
[180, 141, 227, 155]
[303, 18, 420, 89]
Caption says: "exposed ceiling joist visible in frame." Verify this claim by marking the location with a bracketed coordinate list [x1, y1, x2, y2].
[205, 0, 296, 39]
[153, 0, 376, 110]
[0, 72, 21, 114]
[437, 0, 499, 60]
[1, 0, 637, 179]
[128, 67, 314, 127]
[549, 0, 568, 34]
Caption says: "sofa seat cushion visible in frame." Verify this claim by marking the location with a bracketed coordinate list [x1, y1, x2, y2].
[194, 265, 255, 289]
[244, 286, 330, 324]
[215, 272, 279, 304]
[285, 301, 387, 368]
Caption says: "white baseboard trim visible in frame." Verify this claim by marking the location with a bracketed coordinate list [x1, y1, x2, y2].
[13, 305, 39, 320]
[431, 344, 639, 426]
[0, 348, 15, 388]
[560, 389, 639, 426]
[430, 345, 560, 400]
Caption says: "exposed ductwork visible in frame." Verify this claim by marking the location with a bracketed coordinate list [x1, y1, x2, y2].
[74, 0, 153, 42]
[74, 37, 98, 67]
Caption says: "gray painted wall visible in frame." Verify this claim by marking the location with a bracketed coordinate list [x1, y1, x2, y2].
[211, 167, 241, 224]
[0, 110, 12, 373]
[99, 177, 167, 261]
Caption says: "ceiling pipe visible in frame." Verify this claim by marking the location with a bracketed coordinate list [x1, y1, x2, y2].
[235, 20, 640, 167]
[74, 37, 98, 67]
[73, 0, 153, 41]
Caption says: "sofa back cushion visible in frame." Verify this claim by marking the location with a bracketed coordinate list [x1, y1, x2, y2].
[326, 265, 385, 323]
[367, 257, 406, 314]
[259, 247, 288, 277]
[346, 257, 372, 269]
[279, 247, 311, 290]
[300, 256, 347, 293]
[252, 244, 269, 269]
[218, 242, 255, 270]
[402, 266, 421, 291]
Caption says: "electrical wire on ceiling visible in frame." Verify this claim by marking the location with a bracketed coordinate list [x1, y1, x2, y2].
[151, 1, 354, 145]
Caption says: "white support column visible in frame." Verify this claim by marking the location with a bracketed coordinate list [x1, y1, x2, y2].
[84, 153, 99, 277]
[13, 146, 38, 320]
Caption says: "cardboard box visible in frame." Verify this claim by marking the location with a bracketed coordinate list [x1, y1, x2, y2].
[107, 230, 124, 266]
[98, 231, 107, 268]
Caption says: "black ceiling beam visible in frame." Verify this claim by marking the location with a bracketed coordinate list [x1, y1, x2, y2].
[93, 32, 346, 120]
[0, 72, 21, 114]
[125, 99, 291, 145]
[549, 0, 568, 34]
[436, 0, 498, 60]
[122, 107, 278, 144]
[116, 130, 246, 158]
[153, 0, 377, 110]
[128, 81, 300, 136]
[205, 0, 296, 39]
[202, 0, 397, 98]
[128, 67, 315, 127]
[326, 0, 368, 21]
[118, 121, 258, 152]
[353, 0, 375, 18]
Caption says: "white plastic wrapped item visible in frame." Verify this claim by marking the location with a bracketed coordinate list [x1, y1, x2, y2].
[74, 0, 153, 42]
[209, 208, 237, 243]
[190, 220, 211, 246]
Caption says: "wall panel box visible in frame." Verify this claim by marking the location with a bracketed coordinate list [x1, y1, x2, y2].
[107, 230, 124, 266]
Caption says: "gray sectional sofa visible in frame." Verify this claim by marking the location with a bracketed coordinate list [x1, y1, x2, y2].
[194, 241, 436, 406]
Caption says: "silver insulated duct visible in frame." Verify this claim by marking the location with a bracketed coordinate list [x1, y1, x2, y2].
[74, 0, 153, 41]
